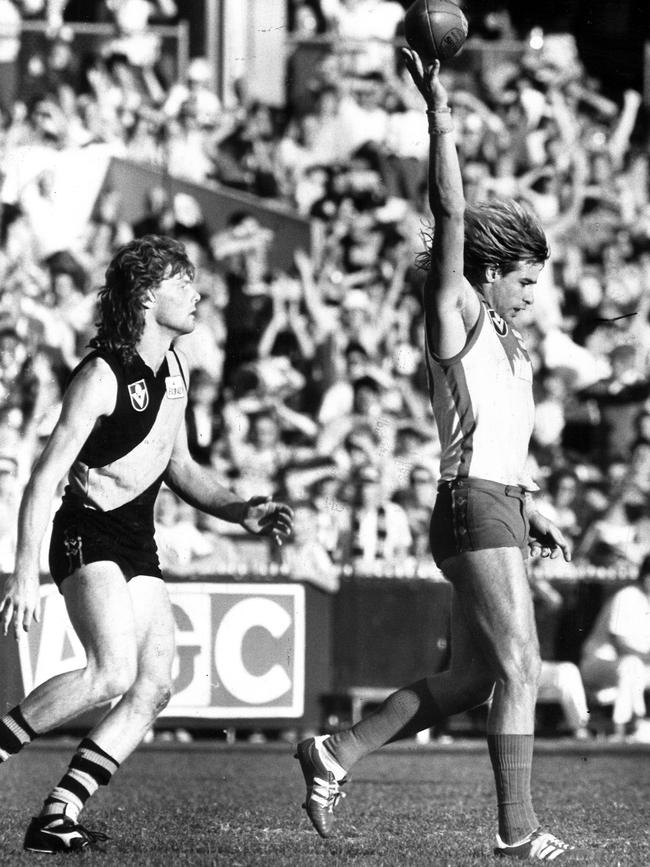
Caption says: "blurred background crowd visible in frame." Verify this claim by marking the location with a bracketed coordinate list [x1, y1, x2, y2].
[0, 0, 649, 738]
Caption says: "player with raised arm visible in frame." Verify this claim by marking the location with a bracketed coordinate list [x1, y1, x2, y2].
[0, 235, 293, 854]
[295, 53, 584, 861]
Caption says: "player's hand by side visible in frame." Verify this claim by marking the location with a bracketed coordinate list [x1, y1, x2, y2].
[527, 511, 572, 562]
[241, 496, 294, 546]
[401, 49, 449, 111]
[0, 570, 40, 638]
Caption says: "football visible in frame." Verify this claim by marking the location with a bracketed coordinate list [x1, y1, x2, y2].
[403, 0, 469, 63]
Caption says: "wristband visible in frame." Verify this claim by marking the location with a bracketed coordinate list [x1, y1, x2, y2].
[427, 107, 454, 135]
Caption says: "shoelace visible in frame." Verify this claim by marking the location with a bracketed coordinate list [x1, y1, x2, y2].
[312, 774, 347, 809]
[77, 823, 110, 847]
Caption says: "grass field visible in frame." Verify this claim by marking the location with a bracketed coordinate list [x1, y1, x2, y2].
[0, 738, 648, 865]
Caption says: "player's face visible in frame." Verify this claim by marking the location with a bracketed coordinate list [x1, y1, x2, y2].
[485, 261, 544, 325]
[153, 269, 199, 334]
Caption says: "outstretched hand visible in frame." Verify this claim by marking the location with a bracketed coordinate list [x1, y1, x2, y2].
[241, 496, 294, 546]
[528, 511, 572, 562]
[401, 49, 449, 110]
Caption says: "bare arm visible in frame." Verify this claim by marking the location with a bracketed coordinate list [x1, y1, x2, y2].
[402, 51, 479, 359]
[373, 248, 410, 343]
[293, 249, 338, 342]
[609, 90, 642, 169]
[164, 405, 293, 541]
[1, 358, 118, 636]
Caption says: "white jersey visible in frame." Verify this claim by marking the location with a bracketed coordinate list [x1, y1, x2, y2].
[581, 585, 650, 663]
[425, 300, 535, 488]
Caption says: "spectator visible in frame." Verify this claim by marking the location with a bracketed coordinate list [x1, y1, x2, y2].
[154, 485, 238, 577]
[224, 405, 293, 499]
[310, 472, 350, 563]
[163, 56, 221, 128]
[274, 500, 339, 593]
[342, 463, 412, 573]
[394, 463, 436, 562]
[536, 469, 581, 548]
[578, 343, 650, 466]
[532, 577, 590, 740]
[580, 559, 650, 740]
[185, 368, 221, 466]
[320, 0, 403, 75]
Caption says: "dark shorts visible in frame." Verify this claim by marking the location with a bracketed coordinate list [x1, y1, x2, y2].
[49, 505, 162, 590]
[429, 477, 529, 568]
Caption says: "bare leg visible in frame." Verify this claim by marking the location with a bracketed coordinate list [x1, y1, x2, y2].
[443, 547, 540, 843]
[87, 574, 176, 761]
[37, 574, 175, 825]
[19, 563, 139, 733]
[443, 547, 540, 734]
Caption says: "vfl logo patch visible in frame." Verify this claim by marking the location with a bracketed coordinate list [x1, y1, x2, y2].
[487, 307, 508, 337]
[128, 379, 149, 411]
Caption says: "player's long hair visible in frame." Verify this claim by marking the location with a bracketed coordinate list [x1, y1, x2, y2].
[89, 235, 195, 363]
[417, 199, 549, 285]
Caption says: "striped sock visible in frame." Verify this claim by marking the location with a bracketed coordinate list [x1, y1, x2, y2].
[41, 738, 120, 822]
[0, 706, 38, 761]
[487, 733, 539, 845]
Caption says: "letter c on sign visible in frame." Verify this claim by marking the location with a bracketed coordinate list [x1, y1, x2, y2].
[214, 598, 292, 704]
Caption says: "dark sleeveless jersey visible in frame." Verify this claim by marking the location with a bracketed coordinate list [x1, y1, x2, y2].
[60, 347, 188, 531]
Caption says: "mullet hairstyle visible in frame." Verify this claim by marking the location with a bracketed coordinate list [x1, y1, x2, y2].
[417, 200, 550, 285]
[89, 235, 195, 363]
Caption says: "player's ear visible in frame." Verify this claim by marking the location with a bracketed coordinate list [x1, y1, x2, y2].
[144, 288, 157, 307]
[485, 265, 501, 283]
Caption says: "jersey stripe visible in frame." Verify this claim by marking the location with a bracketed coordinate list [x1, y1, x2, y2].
[67, 350, 187, 512]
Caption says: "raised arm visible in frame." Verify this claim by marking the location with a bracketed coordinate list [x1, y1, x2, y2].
[402, 50, 479, 359]
[1, 358, 118, 636]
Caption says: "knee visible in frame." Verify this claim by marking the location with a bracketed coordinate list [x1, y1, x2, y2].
[500, 637, 541, 687]
[87, 657, 138, 703]
[129, 677, 173, 716]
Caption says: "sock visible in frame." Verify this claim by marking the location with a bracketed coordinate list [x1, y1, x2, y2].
[0, 706, 38, 761]
[313, 736, 347, 781]
[41, 738, 120, 822]
[487, 733, 539, 845]
[325, 679, 444, 772]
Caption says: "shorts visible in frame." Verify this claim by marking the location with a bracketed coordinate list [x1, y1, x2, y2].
[49, 505, 162, 590]
[429, 477, 529, 568]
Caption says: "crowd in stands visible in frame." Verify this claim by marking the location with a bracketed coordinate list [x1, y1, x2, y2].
[0, 0, 649, 735]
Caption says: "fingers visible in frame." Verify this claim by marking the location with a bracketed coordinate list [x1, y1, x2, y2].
[0, 597, 38, 637]
[22, 605, 34, 634]
[401, 48, 427, 95]
[259, 514, 293, 535]
[1, 599, 13, 637]
[14, 603, 24, 638]
[529, 536, 571, 562]
[547, 527, 571, 562]
[402, 47, 440, 78]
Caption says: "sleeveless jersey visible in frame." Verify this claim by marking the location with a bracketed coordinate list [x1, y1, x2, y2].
[424, 300, 535, 487]
[61, 347, 188, 527]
